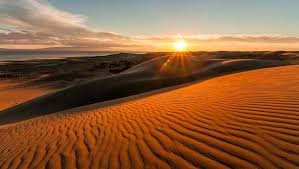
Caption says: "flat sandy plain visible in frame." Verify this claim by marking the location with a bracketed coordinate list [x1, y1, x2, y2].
[0, 65, 299, 169]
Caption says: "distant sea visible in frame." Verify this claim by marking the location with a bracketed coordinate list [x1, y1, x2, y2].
[0, 52, 115, 61]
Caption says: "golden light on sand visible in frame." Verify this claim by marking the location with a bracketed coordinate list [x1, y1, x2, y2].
[174, 39, 188, 52]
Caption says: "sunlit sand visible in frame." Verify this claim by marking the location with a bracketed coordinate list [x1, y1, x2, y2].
[0, 65, 298, 168]
[0, 82, 56, 110]
[1, 0, 299, 168]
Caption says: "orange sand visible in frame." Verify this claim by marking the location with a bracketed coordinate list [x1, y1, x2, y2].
[0, 65, 299, 168]
[0, 82, 56, 110]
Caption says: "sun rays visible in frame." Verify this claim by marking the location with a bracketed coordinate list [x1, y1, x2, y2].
[159, 51, 197, 76]
[158, 36, 196, 75]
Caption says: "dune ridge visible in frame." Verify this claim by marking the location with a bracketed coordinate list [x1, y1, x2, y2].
[0, 65, 299, 168]
[0, 55, 289, 124]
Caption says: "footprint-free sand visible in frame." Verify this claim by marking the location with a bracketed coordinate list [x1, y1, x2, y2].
[0, 65, 299, 169]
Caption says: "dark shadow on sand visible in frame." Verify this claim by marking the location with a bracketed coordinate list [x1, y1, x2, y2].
[1, 53, 294, 124]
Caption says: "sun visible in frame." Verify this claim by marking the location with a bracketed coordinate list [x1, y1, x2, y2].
[174, 39, 188, 52]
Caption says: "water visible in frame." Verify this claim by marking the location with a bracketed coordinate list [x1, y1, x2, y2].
[0, 52, 115, 61]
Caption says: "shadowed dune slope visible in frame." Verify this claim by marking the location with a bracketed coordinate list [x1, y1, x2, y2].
[0, 55, 289, 124]
[0, 65, 299, 169]
[0, 82, 57, 111]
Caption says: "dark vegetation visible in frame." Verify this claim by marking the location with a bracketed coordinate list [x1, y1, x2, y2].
[0, 53, 165, 88]
[0, 51, 298, 89]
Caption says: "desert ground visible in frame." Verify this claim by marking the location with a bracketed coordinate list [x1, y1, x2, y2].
[0, 51, 299, 168]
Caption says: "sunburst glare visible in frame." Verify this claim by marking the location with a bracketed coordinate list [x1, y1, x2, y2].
[174, 39, 188, 52]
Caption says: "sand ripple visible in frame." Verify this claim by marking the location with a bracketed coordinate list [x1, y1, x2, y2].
[0, 65, 299, 169]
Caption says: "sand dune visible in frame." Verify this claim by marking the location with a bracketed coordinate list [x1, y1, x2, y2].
[0, 65, 299, 168]
[0, 55, 288, 124]
[0, 82, 56, 111]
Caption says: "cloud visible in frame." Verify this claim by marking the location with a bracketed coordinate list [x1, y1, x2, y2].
[204, 35, 299, 44]
[137, 35, 299, 44]
[0, 0, 132, 50]
[134, 35, 299, 51]
[0, 0, 87, 34]
[0, 0, 298, 51]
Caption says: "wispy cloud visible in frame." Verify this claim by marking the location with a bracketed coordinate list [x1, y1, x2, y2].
[0, 0, 133, 50]
[0, 0, 298, 51]
[135, 35, 299, 51]
[138, 35, 299, 43]
[0, 0, 87, 34]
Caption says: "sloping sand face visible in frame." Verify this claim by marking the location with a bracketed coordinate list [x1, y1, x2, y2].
[0, 57, 288, 124]
[1, 65, 299, 169]
[0, 82, 56, 110]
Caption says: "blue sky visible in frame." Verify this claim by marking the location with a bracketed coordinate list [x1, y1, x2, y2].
[0, 0, 299, 51]
[48, 0, 299, 36]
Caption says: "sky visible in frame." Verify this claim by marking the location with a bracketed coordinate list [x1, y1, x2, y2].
[0, 0, 299, 51]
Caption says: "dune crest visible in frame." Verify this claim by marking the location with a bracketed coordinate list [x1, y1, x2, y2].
[0, 54, 288, 124]
[0, 65, 299, 168]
